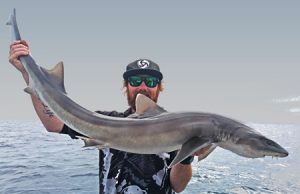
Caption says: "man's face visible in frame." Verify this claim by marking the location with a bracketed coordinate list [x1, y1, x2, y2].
[126, 74, 161, 110]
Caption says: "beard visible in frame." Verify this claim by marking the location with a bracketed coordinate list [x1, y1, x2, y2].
[127, 88, 159, 111]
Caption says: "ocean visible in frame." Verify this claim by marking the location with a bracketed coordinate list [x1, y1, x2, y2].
[0, 121, 299, 194]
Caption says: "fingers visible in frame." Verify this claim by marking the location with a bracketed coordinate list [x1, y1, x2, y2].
[10, 40, 29, 49]
[9, 45, 29, 56]
[9, 40, 30, 64]
[20, 40, 29, 47]
[10, 40, 29, 53]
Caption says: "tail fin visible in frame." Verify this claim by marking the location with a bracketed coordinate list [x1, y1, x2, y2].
[6, 8, 16, 26]
[7, 8, 21, 42]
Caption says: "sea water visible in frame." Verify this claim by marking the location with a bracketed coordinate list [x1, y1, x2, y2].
[0, 121, 299, 194]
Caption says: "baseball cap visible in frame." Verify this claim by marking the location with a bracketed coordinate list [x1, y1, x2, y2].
[123, 59, 163, 80]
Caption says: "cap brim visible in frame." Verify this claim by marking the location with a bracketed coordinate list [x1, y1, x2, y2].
[123, 69, 163, 80]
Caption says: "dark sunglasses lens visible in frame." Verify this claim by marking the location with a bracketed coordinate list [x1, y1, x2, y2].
[128, 76, 142, 87]
[145, 76, 159, 88]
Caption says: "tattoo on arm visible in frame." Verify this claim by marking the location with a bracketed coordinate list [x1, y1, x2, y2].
[42, 102, 54, 118]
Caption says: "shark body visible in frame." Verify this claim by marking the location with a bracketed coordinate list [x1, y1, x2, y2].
[7, 9, 288, 167]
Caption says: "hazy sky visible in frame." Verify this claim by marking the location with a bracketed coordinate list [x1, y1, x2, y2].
[1, 1, 299, 124]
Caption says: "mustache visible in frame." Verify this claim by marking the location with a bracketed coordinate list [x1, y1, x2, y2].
[134, 89, 151, 99]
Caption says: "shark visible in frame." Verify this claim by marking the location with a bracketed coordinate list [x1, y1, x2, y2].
[7, 9, 288, 168]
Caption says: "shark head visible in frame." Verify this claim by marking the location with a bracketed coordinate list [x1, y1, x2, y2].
[234, 133, 289, 158]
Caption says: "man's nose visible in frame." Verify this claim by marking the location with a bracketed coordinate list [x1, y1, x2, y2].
[138, 81, 148, 89]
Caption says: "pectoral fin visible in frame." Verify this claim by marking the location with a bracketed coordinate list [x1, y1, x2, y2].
[168, 137, 212, 168]
[76, 136, 108, 150]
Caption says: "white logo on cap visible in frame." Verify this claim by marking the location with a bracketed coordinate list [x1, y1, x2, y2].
[137, 60, 150, 69]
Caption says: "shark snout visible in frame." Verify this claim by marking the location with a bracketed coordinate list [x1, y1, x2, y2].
[263, 138, 289, 158]
[274, 148, 289, 157]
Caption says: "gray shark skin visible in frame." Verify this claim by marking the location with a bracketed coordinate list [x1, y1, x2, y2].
[7, 9, 288, 168]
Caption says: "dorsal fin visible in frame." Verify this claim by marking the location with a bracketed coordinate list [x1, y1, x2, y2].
[135, 94, 166, 117]
[40, 61, 67, 94]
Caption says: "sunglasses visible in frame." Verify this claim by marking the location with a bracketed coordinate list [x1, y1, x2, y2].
[128, 75, 160, 88]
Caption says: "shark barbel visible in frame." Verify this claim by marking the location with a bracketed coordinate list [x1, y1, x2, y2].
[7, 9, 288, 168]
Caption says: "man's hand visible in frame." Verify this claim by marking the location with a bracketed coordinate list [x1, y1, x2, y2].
[193, 144, 215, 161]
[9, 40, 30, 74]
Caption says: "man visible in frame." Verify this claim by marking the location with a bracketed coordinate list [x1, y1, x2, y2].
[9, 40, 209, 194]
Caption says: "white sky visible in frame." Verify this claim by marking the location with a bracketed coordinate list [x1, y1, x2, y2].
[1, 1, 299, 124]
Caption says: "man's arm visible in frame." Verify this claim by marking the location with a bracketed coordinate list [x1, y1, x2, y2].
[170, 144, 214, 192]
[30, 91, 64, 132]
[9, 40, 64, 133]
